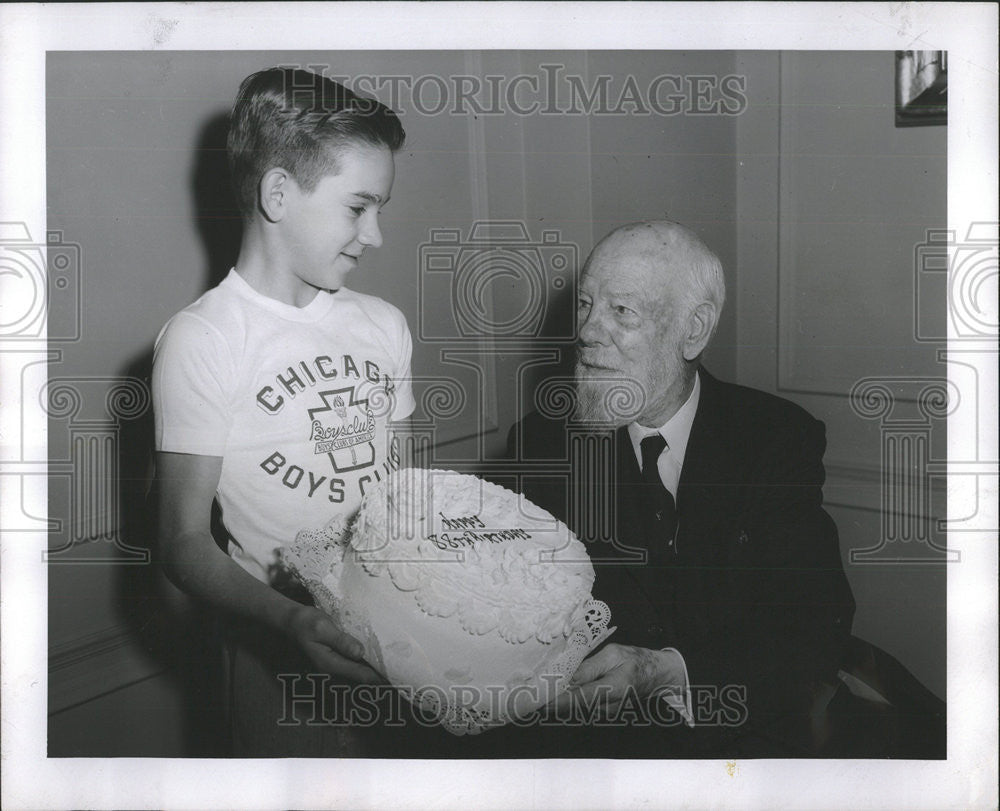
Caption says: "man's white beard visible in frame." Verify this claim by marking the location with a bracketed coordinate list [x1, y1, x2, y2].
[572, 366, 646, 426]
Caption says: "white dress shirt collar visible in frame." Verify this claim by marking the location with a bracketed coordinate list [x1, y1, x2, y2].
[626, 371, 701, 495]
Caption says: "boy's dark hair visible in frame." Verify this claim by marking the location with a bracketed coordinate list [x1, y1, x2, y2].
[227, 67, 406, 218]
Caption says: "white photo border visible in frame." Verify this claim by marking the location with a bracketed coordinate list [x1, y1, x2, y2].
[1, 2, 997, 809]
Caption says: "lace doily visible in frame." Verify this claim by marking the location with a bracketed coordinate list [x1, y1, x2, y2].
[415, 598, 614, 735]
[281, 514, 389, 673]
[282, 514, 350, 615]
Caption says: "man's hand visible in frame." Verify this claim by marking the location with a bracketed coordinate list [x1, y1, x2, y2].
[284, 604, 386, 685]
[552, 643, 687, 718]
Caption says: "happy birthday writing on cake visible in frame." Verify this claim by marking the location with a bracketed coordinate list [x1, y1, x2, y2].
[427, 512, 531, 550]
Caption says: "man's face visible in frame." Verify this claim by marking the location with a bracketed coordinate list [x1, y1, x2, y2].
[574, 236, 690, 427]
[281, 143, 395, 299]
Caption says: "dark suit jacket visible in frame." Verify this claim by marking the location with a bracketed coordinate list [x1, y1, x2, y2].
[504, 367, 856, 756]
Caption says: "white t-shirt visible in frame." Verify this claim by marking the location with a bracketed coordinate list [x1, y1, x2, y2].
[153, 269, 415, 583]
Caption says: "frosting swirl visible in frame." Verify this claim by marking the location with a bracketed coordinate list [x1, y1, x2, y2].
[349, 469, 595, 644]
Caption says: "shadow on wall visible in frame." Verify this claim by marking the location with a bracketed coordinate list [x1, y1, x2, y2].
[515, 277, 579, 438]
[192, 111, 243, 289]
[476, 277, 578, 484]
[105, 109, 241, 757]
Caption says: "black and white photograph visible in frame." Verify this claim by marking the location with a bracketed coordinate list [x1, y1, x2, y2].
[1, 3, 997, 809]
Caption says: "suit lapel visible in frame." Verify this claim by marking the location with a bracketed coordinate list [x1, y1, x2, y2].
[675, 367, 736, 561]
[606, 368, 736, 561]
[610, 425, 648, 559]
[592, 368, 750, 647]
[595, 425, 675, 642]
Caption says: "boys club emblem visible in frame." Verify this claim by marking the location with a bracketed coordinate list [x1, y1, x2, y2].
[308, 387, 377, 472]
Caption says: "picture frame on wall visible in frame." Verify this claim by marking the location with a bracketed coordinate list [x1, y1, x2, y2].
[895, 50, 948, 127]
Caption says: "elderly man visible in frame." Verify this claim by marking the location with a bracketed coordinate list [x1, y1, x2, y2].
[507, 221, 856, 757]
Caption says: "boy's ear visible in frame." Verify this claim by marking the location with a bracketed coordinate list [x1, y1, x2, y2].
[258, 167, 291, 223]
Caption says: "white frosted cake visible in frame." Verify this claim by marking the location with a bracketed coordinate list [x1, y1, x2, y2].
[283, 468, 612, 734]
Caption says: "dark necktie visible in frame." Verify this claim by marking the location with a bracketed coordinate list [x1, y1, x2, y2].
[640, 434, 678, 548]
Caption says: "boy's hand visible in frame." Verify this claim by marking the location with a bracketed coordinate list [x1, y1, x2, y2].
[285, 604, 386, 684]
[156, 451, 386, 684]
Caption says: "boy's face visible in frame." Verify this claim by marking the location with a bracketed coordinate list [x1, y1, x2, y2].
[282, 143, 395, 297]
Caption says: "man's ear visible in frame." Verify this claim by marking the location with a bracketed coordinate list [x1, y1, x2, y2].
[258, 167, 291, 223]
[682, 301, 718, 361]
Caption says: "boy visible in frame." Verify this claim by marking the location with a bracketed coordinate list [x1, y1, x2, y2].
[152, 67, 413, 756]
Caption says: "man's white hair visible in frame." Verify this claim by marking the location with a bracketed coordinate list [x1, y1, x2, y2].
[613, 220, 726, 332]
[686, 235, 726, 337]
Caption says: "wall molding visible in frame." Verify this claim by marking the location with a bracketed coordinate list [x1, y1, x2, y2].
[825, 458, 947, 488]
[823, 458, 946, 515]
[421, 51, 499, 452]
[773, 52, 934, 404]
[49, 622, 164, 714]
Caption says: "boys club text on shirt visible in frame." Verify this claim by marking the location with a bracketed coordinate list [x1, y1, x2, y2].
[254, 352, 403, 502]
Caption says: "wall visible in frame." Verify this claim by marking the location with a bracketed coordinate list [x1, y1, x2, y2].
[46, 50, 739, 755]
[734, 52, 948, 699]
